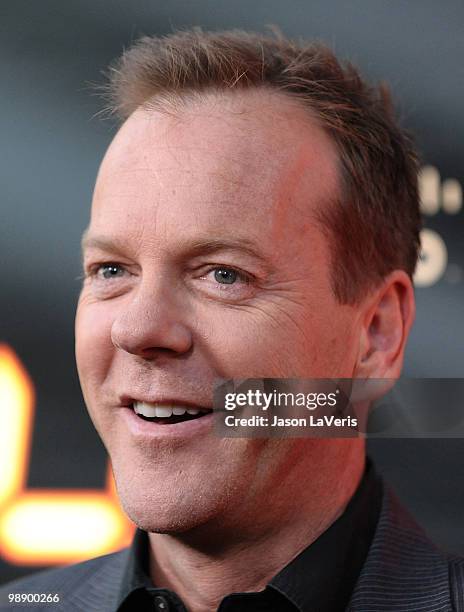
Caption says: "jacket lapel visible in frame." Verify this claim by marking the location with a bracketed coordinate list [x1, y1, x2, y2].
[347, 486, 452, 611]
[60, 547, 130, 612]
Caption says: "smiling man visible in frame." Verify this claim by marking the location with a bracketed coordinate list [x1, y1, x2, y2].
[1, 28, 463, 612]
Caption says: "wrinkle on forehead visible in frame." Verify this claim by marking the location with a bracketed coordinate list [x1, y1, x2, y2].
[92, 88, 340, 251]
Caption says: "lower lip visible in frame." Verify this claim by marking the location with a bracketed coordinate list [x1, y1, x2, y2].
[119, 407, 215, 439]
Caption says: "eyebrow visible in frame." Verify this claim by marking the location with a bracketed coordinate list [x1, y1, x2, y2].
[80, 231, 273, 271]
[182, 238, 271, 268]
[81, 230, 128, 255]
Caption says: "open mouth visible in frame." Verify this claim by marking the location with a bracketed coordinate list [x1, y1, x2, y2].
[132, 401, 212, 425]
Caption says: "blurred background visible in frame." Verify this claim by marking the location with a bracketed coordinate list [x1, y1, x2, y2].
[1, 0, 463, 584]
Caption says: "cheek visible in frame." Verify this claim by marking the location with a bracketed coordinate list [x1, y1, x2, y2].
[203, 303, 357, 378]
[75, 300, 115, 395]
[309, 312, 359, 377]
[201, 308, 318, 377]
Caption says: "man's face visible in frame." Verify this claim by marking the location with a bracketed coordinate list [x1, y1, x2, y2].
[75, 91, 363, 533]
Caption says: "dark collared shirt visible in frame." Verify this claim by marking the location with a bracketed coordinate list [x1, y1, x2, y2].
[117, 458, 382, 612]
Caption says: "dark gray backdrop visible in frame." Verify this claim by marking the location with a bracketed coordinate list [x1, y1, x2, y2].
[1, 0, 463, 584]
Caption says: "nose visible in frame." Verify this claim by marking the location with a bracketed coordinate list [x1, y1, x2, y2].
[110, 281, 193, 359]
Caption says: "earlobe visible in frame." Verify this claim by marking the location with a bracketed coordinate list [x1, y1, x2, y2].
[354, 271, 415, 379]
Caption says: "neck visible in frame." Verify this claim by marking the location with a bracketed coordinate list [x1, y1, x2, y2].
[148, 442, 365, 612]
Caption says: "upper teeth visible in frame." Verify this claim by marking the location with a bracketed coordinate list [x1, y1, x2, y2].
[133, 402, 204, 418]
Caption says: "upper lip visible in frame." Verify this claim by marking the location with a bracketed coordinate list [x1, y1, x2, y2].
[119, 394, 213, 411]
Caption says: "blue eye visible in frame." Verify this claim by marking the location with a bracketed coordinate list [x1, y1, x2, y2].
[99, 264, 124, 279]
[214, 268, 238, 284]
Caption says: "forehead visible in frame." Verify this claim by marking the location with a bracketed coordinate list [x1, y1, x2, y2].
[90, 89, 340, 250]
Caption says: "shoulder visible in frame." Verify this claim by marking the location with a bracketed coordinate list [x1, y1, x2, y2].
[349, 484, 464, 611]
[0, 548, 129, 611]
[449, 554, 464, 610]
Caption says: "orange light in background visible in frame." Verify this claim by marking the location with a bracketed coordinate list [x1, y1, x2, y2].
[0, 344, 134, 566]
[0, 490, 129, 565]
[0, 345, 34, 506]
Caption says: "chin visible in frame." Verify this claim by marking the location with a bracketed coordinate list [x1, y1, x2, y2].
[127, 510, 199, 535]
[113, 473, 218, 535]
[119, 493, 204, 534]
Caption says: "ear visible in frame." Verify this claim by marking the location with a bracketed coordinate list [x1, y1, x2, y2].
[354, 270, 416, 378]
